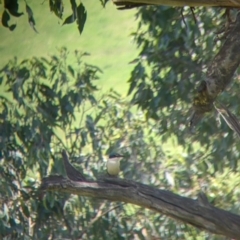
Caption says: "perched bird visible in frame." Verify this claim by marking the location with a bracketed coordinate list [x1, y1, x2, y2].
[107, 153, 124, 176]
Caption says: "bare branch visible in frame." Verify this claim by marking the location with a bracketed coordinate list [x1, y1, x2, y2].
[113, 0, 240, 9]
[40, 175, 240, 239]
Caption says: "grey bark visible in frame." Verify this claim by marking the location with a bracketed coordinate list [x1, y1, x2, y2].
[40, 176, 240, 239]
[40, 152, 240, 239]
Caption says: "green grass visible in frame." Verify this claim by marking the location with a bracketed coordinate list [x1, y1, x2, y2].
[0, 0, 139, 95]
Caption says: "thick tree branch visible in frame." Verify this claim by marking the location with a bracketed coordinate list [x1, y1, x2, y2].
[189, 12, 240, 127]
[113, 0, 240, 9]
[40, 176, 240, 239]
[40, 152, 240, 239]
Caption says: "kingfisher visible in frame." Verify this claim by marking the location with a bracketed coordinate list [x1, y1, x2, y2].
[107, 153, 124, 176]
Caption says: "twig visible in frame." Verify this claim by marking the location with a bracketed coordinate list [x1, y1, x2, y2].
[190, 7, 197, 24]
[214, 101, 240, 138]
[77, 202, 125, 238]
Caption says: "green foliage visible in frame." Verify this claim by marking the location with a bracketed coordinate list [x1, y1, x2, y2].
[3, 0, 23, 17]
[99, 0, 109, 8]
[0, 49, 99, 239]
[1, 49, 240, 239]
[25, 1, 38, 33]
[0, 0, 88, 35]
[128, 6, 240, 170]
[0, 1, 138, 92]
[49, 0, 64, 19]
[1, 9, 16, 30]
[62, 0, 87, 35]
[76, 3, 87, 34]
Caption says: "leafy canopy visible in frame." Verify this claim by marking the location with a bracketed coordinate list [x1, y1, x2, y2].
[1, 0, 88, 34]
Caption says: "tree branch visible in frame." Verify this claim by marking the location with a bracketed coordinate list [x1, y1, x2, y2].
[113, 0, 240, 9]
[189, 12, 240, 127]
[78, 202, 125, 238]
[39, 152, 240, 238]
[40, 165, 240, 239]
